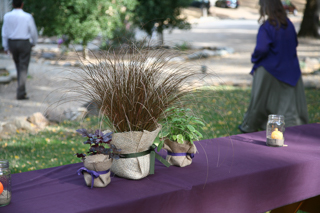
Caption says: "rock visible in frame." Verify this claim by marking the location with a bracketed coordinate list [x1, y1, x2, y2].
[43, 61, 53, 65]
[83, 101, 99, 116]
[223, 47, 234, 54]
[75, 46, 83, 52]
[188, 51, 209, 60]
[313, 70, 320, 75]
[167, 57, 185, 62]
[0, 74, 12, 84]
[0, 54, 11, 59]
[64, 107, 88, 121]
[7, 67, 17, 80]
[91, 39, 100, 45]
[201, 65, 207, 74]
[202, 46, 234, 54]
[41, 52, 57, 59]
[74, 61, 82, 67]
[63, 62, 72, 67]
[216, 50, 229, 56]
[44, 38, 52, 44]
[1, 123, 17, 135]
[302, 80, 317, 89]
[222, 81, 234, 86]
[187, 47, 234, 60]
[10, 117, 36, 133]
[44, 109, 66, 123]
[37, 38, 44, 43]
[37, 58, 45, 64]
[27, 112, 49, 130]
[301, 57, 320, 74]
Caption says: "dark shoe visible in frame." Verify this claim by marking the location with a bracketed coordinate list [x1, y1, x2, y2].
[238, 124, 248, 133]
[17, 96, 29, 100]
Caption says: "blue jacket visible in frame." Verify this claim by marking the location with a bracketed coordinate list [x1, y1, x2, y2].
[251, 18, 301, 86]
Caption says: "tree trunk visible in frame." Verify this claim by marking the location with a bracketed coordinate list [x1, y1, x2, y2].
[298, 0, 320, 38]
[82, 44, 89, 60]
[158, 31, 164, 46]
[201, 3, 208, 17]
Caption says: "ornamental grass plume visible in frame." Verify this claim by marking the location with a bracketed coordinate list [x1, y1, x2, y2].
[61, 43, 199, 133]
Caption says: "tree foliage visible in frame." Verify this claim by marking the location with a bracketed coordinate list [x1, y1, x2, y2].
[298, 0, 319, 38]
[133, 0, 193, 44]
[24, 0, 137, 47]
[24, 0, 61, 36]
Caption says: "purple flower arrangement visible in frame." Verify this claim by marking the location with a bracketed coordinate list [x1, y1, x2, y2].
[75, 129, 121, 160]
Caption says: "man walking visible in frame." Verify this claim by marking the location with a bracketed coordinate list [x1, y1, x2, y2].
[2, 0, 38, 100]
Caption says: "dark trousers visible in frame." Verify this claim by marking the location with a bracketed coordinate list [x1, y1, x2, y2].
[8, 39, 32, 99]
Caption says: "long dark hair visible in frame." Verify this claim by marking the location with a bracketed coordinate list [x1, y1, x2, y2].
[259, 0, 288, 28]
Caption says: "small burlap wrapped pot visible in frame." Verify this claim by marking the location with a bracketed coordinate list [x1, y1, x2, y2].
[111, 125, 161, 180]
[163, 138, 197, 167]
[81, 154, 112, 188]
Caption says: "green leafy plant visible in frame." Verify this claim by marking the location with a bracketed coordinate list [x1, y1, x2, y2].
[158, 107, 205, 151]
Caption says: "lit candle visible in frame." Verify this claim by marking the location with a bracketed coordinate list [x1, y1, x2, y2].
[271, 128, 283, 140]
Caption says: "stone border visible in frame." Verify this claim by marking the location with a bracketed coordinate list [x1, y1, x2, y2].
[0, 67, 12, 83]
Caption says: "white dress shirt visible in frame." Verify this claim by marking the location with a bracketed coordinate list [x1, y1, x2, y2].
[1, 9, 38, 51]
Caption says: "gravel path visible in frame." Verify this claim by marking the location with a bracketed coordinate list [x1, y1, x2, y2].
[0, 59, 84, 122]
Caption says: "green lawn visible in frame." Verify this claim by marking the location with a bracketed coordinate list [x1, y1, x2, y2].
[0, 87, 319, 174]
[185, 86, 320, 139]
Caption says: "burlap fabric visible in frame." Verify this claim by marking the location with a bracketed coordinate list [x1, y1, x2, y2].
[111, 125, 161, 180]
[163, 138, 197, 167]
[83, 154, 112, 188]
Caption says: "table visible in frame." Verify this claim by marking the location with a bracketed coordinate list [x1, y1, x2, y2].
[4, 123, 320, 213]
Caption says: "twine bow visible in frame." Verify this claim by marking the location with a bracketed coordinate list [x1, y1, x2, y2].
[167, 151, 195, 159]
[77, 167, 109, 189]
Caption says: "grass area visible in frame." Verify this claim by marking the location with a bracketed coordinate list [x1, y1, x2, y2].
[0, 87, 319, 174]
[185, 87, 320, 139]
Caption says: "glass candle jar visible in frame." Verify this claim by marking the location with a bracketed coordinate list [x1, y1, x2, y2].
[266, 115, 285, 147]
[0, 160, 11, 207]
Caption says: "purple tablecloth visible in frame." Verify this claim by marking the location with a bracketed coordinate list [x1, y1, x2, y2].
[4, 123, 320, 213]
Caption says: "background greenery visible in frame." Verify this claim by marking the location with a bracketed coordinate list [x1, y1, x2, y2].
[133, 0, 193, 44]
[23, 0, 192, 50]
[0, 87, 319, 174]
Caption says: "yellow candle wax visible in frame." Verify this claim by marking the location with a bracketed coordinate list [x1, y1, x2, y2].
[271, 128, 283, 140]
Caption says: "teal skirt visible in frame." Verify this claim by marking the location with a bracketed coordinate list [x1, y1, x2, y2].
[240, 66, 308, 133]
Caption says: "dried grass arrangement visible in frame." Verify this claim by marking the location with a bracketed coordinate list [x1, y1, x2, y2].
[67, 44, 197, 132]
[61, 43, 199, 179]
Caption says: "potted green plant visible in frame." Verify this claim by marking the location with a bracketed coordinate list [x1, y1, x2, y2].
[62, 43, 198, 179]
[76, 129, 121, 188]
[158, 107, 205, 167]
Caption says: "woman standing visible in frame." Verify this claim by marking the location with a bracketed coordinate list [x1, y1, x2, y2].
[239, 0, 308, 133]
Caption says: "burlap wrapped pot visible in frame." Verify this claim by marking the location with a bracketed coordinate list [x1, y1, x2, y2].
[82, 154, 112, 188]
[163, 138, 197, 167]
[111, 125, 161, 180]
